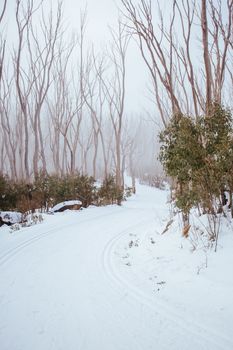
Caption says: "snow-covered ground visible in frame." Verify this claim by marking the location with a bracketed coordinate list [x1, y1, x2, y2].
[0, 184, 232, 350]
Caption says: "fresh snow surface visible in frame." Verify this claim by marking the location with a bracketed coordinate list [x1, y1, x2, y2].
[0, 183, 233, 350]
[50, 200, 82, 212]
[0, 211, 22, 224]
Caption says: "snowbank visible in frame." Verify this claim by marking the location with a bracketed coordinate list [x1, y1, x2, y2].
[0, 211, 22, 226]
[50, 200, 82, 213]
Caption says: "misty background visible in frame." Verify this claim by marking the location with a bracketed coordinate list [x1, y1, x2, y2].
[0, 0, 231, 185]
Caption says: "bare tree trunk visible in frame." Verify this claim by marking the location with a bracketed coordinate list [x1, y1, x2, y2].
[102, 20, 129, 204]
[0, 85, 18, 180]
[120, 0, 181, 124]
[0, 0, 7, 82]
[121, 0, 232, 121]
[14, 0, 39, 180]
[201, 0, 213, 113]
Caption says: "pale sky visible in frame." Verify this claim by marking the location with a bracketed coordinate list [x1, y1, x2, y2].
[63, 0, 150, 114]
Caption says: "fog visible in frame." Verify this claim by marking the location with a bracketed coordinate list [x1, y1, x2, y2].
[0, 0, 231, 185]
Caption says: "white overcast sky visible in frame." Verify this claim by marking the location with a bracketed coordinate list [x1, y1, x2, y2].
[64, 0, 118, 42]
[63, 0, 150, 114]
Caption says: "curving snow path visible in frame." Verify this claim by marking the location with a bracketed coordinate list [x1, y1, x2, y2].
[0, 184, 233, 350]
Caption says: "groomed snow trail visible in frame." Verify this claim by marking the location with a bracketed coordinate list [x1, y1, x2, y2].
[0, 185, 232, 350]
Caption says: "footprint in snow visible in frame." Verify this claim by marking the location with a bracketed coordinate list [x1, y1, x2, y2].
[129, 239, 139, 248]
[157, 281, 166, 285]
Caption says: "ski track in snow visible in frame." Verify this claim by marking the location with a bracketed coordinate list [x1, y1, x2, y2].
[0, 184, 232, 350]
[102, 220, 233, 350]
[0, 208, 123, 267]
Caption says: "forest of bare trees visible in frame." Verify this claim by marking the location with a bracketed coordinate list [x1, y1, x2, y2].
[0, 0, 232, 206]
[119, 0, 233, 239]
[120, 0, 232, 123]
[0, 0, 158, 193]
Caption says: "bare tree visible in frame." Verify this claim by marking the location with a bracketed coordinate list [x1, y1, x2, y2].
[120, 0, 233, 121]
[120, 0, 182, 126]
[0, 75, 18, 179]
[13, 0, 64, 179]
[207, 0, 233, 104]
[0, 0, 7, 24]
[27, 2, 63, 176]
[48, 58, 83, 175]
[102, 20, 130, 202]
[0, 36, 6, 84]
[0, 0, 7, 82]
[14, 0, 37, 179]
[79, 129, 92, 175]
[82, 51, 110, 179]
[201, 0, 213, 113]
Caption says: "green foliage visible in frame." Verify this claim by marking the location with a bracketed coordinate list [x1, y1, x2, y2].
[0, 172, 127, 212]
[0, 175, 35, 212]
[34, 173, 97, 208]
[159, 113, 204, 183]
[71, 174, 97, 207]
[34, 172, 59, 210]
[0, 173, 9, 210]
[201, 104, 232, 158]
[159, 104, 233, 215]
[0, 174, 17, 210]
[98, 175, 124, 205]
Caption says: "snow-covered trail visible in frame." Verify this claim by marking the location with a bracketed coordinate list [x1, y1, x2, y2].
[0, 185, 232, 350]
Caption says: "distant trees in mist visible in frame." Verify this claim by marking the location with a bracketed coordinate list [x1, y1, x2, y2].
[1, 0, 232, 212]
[0, 0, 159, 193]
[121, 0, 232, 123]
[121, 0, 233, 235]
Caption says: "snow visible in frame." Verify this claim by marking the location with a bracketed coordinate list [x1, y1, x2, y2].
[0, 211, 22, 225]
[50, 200, 82, 212]
[0, 183, 232, 350]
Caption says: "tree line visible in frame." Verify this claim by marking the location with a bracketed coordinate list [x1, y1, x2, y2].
[120, 0, 233, 243]
[1, 0, 232, 226]
[0, 0, 160, 203]
[0, 172, 128, 213]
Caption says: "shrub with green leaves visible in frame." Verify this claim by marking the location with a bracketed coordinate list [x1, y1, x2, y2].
[0, 171, 129, 213]
[98, 175, 124, 205]
[0, 174, 13, 210]
[159, 104, 233, 216]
